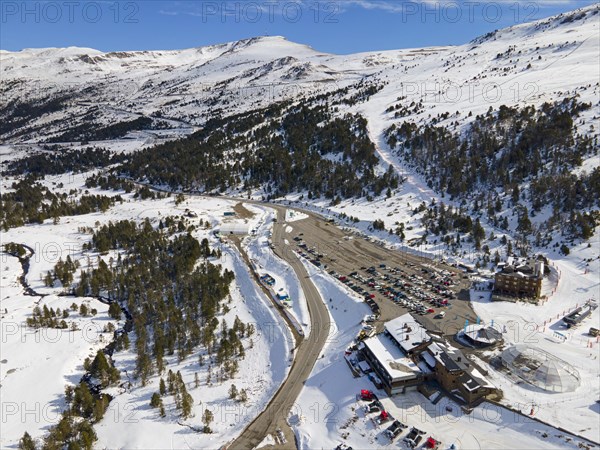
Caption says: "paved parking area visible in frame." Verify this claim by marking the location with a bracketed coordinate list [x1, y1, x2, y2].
[277, 213, 477, 338]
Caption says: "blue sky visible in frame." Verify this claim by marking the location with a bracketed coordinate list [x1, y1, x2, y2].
[0, 1, 595, 53]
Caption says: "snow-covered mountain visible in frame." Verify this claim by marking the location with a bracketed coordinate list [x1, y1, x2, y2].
[2, 4, 596, 144]
[1, 7, 600, 450]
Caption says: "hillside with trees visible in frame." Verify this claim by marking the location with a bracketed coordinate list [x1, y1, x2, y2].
[119, 101, 399, 200]
[74, 219, 238, 385]
[385, 97, 599, 243]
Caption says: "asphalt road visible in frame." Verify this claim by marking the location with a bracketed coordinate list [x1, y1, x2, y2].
[280, 207, 476, 337]
[119, 182, 476, 447]
[228, 207, 331, 450]
[229, 201, 476, 449]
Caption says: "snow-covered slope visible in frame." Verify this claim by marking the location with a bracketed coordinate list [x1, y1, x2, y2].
[1, 5, 598, 144]
[356, 4, 599, 141]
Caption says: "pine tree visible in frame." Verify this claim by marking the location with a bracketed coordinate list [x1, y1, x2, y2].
[181, 392, 193, 419]
[77, 420, 97, 450]
[202, 408, 214, 433]
[517, 208, 532, 235]
[150, 393, 161, 408]
[229, 384, 238, 399]
[93, 396, 108, 422]
[89, 350, 119, 387]
[18, 431, 35, 450]
[108, 302, 121, 320]
[44, 271, 54, 287]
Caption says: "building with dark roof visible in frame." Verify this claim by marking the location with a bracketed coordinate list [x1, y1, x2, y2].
[494, 256, 544, 299]
[418, 342, 500, 406]
[459, 324, 503, 348]
[358, 314, 500, 405]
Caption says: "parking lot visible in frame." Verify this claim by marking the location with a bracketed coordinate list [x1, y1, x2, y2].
[278, 212, 477, 338]
[326, 263, 457, 317]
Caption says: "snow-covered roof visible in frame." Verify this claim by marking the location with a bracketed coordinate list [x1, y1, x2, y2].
[463, 324, 502, 344]
[425, 341, 467, 372]
[499, 256, 543, 279]
[385, 313, 430, 353]
[469, 368, 495, 389]
[421, 351, 437, 369]
[219, 223, 249, 234]
[363, 335, 422, 382]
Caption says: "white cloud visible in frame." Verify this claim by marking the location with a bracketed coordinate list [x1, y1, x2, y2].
[159, 10, 179, 16]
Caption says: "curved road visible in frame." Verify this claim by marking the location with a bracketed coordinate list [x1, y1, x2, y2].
[228, 207, 331, 450]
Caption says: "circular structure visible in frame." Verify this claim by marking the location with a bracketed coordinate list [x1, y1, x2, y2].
[500, 344, 580, 393]
[460, 324, 503, 348]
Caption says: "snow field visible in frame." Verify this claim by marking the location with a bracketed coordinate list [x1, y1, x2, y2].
[1, 170, 294, 448]
[1, 254, 116, 447]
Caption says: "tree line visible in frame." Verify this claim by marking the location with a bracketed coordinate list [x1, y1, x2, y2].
[117, 101, 399, 200]
[0, 176, 123, 230]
